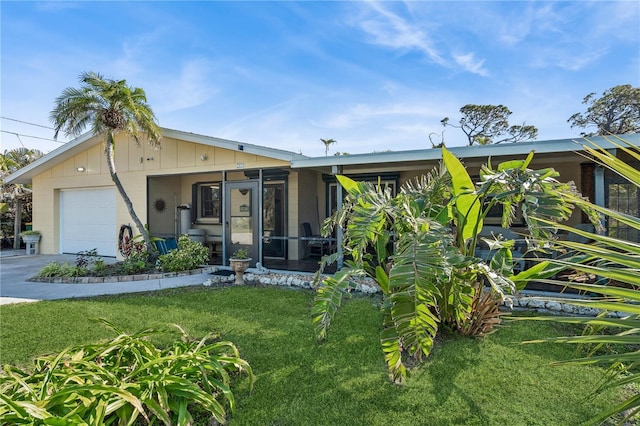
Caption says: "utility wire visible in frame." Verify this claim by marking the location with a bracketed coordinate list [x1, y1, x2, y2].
[0, 116, 54, 130]
[0, 130, 64, 144]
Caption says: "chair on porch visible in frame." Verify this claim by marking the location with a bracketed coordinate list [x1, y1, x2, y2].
[155, 237, 178, 255]
[302, 222, 330, 258]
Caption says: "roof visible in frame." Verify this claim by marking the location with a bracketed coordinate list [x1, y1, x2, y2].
[289, 134, 640, 169]
[5, 127, 308, 185]
[6, 131, 640, 185]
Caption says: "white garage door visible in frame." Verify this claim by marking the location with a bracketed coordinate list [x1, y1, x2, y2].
[60, 188, 117, 257]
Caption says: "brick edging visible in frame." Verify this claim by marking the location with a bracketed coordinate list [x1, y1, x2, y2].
[27, 266, 214, 284]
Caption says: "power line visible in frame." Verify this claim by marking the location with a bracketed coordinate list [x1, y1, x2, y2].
[0, 130, 64, 144]
[0, 116, 54, 130]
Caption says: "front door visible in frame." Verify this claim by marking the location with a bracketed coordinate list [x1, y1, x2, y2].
[225, 181, 259, 266]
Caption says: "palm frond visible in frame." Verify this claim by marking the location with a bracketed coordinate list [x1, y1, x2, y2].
[518, 136, 640, 425]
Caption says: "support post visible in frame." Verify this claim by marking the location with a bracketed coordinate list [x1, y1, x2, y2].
[332, 165, 344, 270]
[13, 199, 22, 249]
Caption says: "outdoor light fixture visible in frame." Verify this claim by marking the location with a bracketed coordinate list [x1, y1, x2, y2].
[76, 167, 85, 172]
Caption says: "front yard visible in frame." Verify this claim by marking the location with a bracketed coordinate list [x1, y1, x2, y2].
[0, 285, 624, 425]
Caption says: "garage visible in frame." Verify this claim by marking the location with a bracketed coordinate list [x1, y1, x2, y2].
[60, 188, 117, 257]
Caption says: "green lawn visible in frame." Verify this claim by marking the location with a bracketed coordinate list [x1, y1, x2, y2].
[0, 286, 621, 425]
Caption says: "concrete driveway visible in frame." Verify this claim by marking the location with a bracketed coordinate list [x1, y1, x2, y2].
[0, 251, 210, 305]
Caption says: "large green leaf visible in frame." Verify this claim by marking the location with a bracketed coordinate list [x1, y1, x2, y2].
[311, 269, 355, 341]
[442, 147, 482, 241]
[581, 137, 640, 186]
[380, 308, 406, 384]
[388, 231, 443, 360]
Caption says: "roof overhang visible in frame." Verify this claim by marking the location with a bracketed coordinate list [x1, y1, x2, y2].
[5, 127, 308, 185]
[6, 132, 639, 185]
[289, 134, 640, 171]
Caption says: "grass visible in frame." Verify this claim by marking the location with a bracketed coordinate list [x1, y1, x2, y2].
[0, 285, 624, 425]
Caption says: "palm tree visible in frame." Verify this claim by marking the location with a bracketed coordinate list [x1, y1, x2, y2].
[518, 136, 640, 424]
[320, 138, 337, 156]
[50, 71, 162, 258]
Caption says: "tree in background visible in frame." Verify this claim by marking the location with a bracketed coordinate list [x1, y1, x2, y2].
[1, 148, 44, 247]
[51, 71, 162, 258]
[441, 104, 538, 146]
[320, 138, 337, 156]
[568, 84, 640, 136]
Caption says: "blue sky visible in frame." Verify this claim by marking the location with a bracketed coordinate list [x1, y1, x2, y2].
[1, 1, 639, 157]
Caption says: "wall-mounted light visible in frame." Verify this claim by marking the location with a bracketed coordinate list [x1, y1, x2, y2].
[200, 154, 208, 161]
[76, 167, 86, 172]
[239, 188, 249, 196]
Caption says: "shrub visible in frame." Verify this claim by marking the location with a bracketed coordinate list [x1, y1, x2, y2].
[91, 259, 108, 275]
[158, 235, 209, 272]
[35, 261, 81, 278]
[0, 319, 254, 425]
[116, 258, 148, 275]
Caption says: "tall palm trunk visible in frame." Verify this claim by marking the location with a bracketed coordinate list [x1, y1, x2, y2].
[105, 132, 156, 261]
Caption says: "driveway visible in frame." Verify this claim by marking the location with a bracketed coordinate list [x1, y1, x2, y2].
[0, 251, 211, 305]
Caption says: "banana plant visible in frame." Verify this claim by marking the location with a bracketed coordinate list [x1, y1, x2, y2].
[312, 147, 589, 383]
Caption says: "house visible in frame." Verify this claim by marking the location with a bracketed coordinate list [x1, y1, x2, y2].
[6, 129, 639, 271]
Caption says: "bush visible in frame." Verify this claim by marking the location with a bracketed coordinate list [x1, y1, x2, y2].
[35, 261, 81, 278]
[158, 235, 209, 272]
[0, 319, 253, 425]
[116, 258, 148, 275]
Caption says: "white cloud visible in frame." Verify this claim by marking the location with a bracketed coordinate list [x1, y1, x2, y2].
[353, 1, 493, 77]
[354, 1, 446, 65]
[153, 58, 218, 113]
[318, 102, 443, 129]
[530, 47, 608, 71]
[453, 53, 489, 77]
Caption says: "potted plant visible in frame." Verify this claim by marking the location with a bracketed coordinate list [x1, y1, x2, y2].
[20, 230, 41, 255]
[229, 248, 251, 285]
[20, 230, 41, 244]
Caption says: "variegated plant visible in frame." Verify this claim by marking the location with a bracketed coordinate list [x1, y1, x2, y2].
[0, 319, 254, 425]
[312, 147, 590, 383]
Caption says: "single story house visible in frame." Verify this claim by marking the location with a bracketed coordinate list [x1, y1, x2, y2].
[6, 129, 639, 271]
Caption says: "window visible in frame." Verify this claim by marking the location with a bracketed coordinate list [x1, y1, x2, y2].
[607, 182, 639, 242]
[483, 199, 523, 225]
[193, 182, 221, 223]
[470, 175, 523, 225]
[325, 174, 398, 216]
[605, 155, 640, 242]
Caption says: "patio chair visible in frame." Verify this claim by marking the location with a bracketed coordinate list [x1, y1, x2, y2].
[302, 222, 331, 258]
[154, 237, 179, 255]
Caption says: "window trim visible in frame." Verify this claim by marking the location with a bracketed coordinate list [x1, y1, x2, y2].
[192, 181, 222, 224]
[324, 173, 399, 216]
